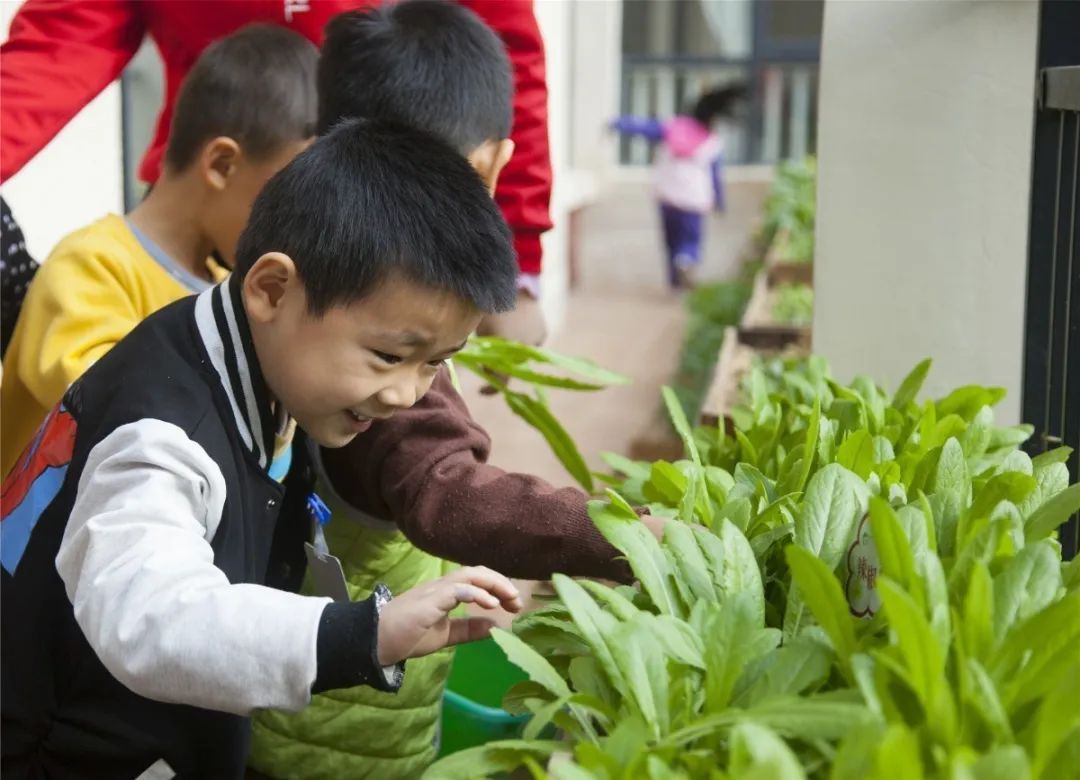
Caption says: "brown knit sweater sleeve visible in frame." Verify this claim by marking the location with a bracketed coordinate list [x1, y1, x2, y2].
[319, 367, 632, 581]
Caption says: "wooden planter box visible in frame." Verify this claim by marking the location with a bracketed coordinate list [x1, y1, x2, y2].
[738, 271, 812, 351]
[764, 229, 814, 288]
[699, 326, 810, 431]
[699, 327, 747, 432]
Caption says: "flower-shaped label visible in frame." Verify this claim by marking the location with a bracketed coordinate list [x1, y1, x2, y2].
[845, 513, 880, 618]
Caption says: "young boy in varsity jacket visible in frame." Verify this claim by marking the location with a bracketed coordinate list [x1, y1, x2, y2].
[249, 6, 664, 776]
[0, 121, 528, 779]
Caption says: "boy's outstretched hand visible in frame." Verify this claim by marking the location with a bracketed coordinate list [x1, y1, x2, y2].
[376, 566, 523, 666]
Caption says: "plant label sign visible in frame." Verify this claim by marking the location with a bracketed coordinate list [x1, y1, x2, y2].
[845, 513, 880, 617]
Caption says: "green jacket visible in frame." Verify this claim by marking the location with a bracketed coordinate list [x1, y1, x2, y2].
[249, 493, 453, 780]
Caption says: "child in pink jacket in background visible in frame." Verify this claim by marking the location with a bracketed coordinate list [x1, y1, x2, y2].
[612, 84, 746, 289]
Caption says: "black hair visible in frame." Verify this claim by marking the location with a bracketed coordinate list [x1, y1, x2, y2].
[165, 24, 318, 172]
[234, 119, 517, 315]
[691, 83, 749, 126]
[317, 0, 512, 153]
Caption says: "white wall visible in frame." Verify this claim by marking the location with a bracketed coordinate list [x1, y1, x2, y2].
[534, 0, 623, 331]
[813, 0, 1039, 424]
[0, 3, 124, 261]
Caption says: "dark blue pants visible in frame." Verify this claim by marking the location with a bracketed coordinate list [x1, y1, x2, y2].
[659, 203, 703, 287]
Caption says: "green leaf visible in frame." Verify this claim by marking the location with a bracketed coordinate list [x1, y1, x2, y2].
[993, 540, 1063, 641]
[893, 358, 932, 409]
[936, 385, 1007, 421]
[1018, 461, 1070, 520]
[795, 397, 821, 493]
[933, 437, 969, 495]
[964, 658, 1013, 743]
[552, 575, 625, 691]
[969, 472, 1038, 521]
[872, 725, 924, 780]
[1025, 483, 1080, 542]
[869, 497, 922, 609]
[1030, 446, 1073, 469]
[1000, 449, 1034, 475]
[729, 722, 808, 780]
[503, 681, 554, 715]
[700, 595, 776, 711]
[490, 629, 572, 700]
[734, 635, 832, 704]
[993, 592, 1080, 711]
[522, 696, 568, 740]
[785, 545, 857, 665]
[577, 579, 641, 622]
[961, 562, 994, 663]
[608, 621, 668, 738]
[589, 501, 679, 616]
[664, 521, 718, 603]
[422, 740, 562, 780]
[837, 430, 875, 479]
[503, 390, 593, 491]
[648, 615, 706, 668]
[969, 746, 1031, 780]
[715, 520, 766, 622]
[877, 578, 946, 715]
[1029, 666, 1080, 778]
[643, 461, 688, 506]
[601, 452, 651, 481]
[796, 464, 870, 569]
[663, 385, 702, 466]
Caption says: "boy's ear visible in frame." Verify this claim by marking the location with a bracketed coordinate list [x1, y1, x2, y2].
[242, 252, 301, 323]
[200, 136, 243, 191]
[468, 139, 515, 197]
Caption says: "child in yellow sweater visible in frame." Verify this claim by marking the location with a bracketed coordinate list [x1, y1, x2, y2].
[0, 24, 316, 476]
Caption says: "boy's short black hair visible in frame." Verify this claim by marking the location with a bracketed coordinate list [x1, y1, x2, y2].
[165, 24, 318, 172]
[235, 119, 517, 315]
[318, 0, 512, 154]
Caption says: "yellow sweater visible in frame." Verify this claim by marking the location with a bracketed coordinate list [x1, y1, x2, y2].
[1, 215, 226, 476]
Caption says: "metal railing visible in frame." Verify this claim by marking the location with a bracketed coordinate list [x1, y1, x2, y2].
[619, 56, 818, 165]
[1022, 60, 1080, 559]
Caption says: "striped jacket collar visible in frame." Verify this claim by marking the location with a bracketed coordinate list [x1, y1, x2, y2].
[194, 277, 279, 469]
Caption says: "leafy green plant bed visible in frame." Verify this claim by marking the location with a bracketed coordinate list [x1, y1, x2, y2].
[426, 356, 1080, 780]
[771, 283, 814, 327]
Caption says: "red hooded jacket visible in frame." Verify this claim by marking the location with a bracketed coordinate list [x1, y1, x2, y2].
[0, 0, 552, 273]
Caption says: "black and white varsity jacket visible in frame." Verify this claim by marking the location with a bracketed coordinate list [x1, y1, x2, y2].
[0, 278, 400, 780]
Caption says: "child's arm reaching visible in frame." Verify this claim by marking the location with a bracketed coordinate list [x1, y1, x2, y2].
[320, 368, 665, 582]
[609, 116, 665, 142]
[57, 417, 518, 716]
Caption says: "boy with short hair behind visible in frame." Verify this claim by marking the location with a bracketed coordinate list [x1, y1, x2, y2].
[0, 118, 526, 780]
[248, 4, 661, 777]
[0, 24, 316, 477]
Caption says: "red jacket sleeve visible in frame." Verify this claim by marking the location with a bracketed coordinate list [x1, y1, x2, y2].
[319, 368, 631, 582]
[460, 0, 552, 276]
[0, 0, 145, 183]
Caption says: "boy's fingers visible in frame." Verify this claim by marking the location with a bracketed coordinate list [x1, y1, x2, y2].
[451, 567, 520, 607]
[445, 616, 496, 647]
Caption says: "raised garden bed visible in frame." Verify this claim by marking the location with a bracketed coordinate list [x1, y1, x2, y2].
[738, 270, 812, 351]
[699, 326, 809, 430]
[764, 227, 814, 287]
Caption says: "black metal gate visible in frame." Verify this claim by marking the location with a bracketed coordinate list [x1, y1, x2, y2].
[1021, 1, 1080, 560]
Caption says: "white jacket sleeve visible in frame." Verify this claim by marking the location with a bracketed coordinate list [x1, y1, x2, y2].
[56, 419, 332, 715]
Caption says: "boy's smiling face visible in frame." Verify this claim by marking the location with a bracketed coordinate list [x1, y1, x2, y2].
[243, 253, 481, 448]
